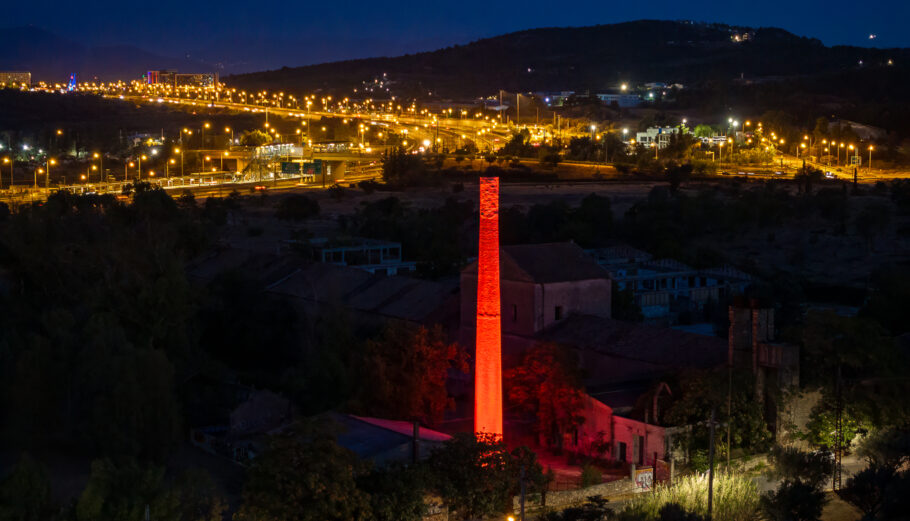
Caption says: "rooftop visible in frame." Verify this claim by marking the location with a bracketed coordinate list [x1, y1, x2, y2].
[535, 314, 727, 383]
[464, 242, 609, 283]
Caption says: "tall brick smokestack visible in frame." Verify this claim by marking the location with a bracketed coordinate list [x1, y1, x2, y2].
[474, 176, 503, 437]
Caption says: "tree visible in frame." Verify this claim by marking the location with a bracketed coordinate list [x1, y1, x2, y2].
[358, 464, 428, 521]
[765, 446, 832, 489]
[382, 146, 428, 185]
[854, 202, 891, 250]
[0, 454, 54, 521]
[842, 465, 910, 520]
[694, 124, 715, 138]
[505, 343, 586, 447]
[800, 310, 905, 429]
[235, 426, 372, 521]
[275, 194, 320, 221]
[760, 480, 827, 521]
[356, 323, 468, 425]
[812, 117, 829, 141]
[611, 285, 643, 321]
[567, 193, 613, 247]
[664, 368, 771, 455]
[539, 147, 561, 168]
[541, 496, 613, 521]
[166, 469, 228, 521]
[427, 433, 545, 521]
[794, 167, 824, 195]
[667, 163, 693, 195]
[239, 130, 271, 146]
[860, 266, 910, 335]
[74, 459, 220, 521]
[856, 428, 910, 469]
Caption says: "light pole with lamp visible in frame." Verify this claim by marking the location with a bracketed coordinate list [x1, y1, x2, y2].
[45, 158, 56, 189]
[174, 148, 184, 177]
[868, 145, 874, 169]
[93, 152, 102, 183]
[2, 157, 10, 189]
[138, 154, 147, 179]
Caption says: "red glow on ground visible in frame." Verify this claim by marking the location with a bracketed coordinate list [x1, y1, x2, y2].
[475, 176, 503, 437]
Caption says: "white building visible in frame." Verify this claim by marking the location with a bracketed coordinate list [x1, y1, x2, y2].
[635, 127, 688, 149]
[596, 93, 641, 108]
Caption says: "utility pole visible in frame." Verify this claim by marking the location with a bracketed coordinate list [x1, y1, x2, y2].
[833, 365, 843, 491]
[726, 357, 733, 469]
[519, 465, 527, 521]
[706, 407, 719, 521]
[516, 93, 520, 126]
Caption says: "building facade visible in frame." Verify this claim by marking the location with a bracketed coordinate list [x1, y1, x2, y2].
[460, 242, 612, 342]
[0, 71, 31, 87]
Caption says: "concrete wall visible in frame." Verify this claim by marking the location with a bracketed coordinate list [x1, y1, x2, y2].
[572, 393, 615, 457]
[613, 416, 666, 467]
[512, 478, 638, 513]
[539, 279, 611, 331]
[460, 273, 611, 343]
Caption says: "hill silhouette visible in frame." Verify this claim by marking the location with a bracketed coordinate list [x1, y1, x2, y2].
[227, 20, 910, 98]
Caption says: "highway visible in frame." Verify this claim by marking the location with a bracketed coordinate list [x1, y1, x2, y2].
[112, 94, 512, 151]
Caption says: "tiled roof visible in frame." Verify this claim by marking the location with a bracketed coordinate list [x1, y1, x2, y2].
[268, 263, 457, 323]
[537, 314, 727, 371]
[464, 242, 609, 283]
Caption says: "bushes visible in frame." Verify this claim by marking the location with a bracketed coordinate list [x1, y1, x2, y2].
[760, 480, 827, 521]
[275, 194, 320, 221]
[765, 446, 832, 489]
[620, 473, 759, 521]
[580, 463, 603, 488]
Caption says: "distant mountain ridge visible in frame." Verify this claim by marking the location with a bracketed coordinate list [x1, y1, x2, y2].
[226, 20, 910, 98]
[0, 26, 210, 82]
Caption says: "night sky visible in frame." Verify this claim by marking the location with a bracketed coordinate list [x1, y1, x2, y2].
[5, 0, 909, 70]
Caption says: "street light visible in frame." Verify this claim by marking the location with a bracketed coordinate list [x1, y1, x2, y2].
[93, 152, 102, 183]
[45, 158, 56, 189]
[2, 157, 11, 189]
[174, 147, 184, 177]
[225, 126, 233, 145]
[868, 145, 874, 169]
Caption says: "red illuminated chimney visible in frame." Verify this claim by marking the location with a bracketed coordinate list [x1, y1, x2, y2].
[475, 176, 503, 437]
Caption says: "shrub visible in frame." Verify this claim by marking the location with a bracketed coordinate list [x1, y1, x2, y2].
[580, 463, 603, 488]
[621, 473, 759, 521]
[358, 179, 381, 194]
[760, 480, 827, 521]
[275, 194, 320, 221]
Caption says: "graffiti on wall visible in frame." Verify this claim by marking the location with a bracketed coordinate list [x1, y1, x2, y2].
[635, 466, 654, 490]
